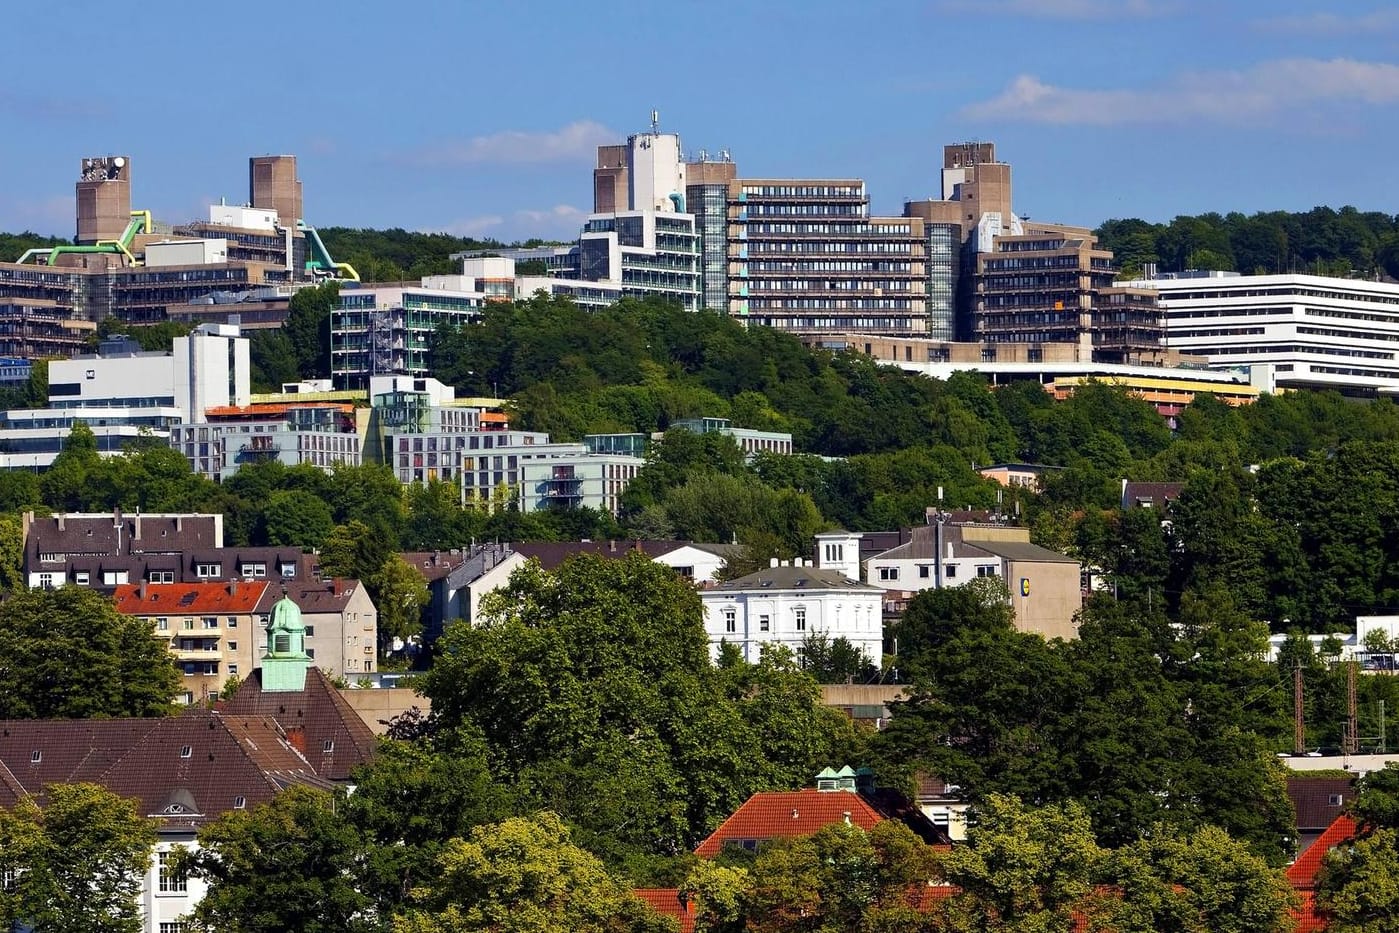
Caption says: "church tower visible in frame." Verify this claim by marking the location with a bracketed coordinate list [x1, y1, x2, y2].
[261, 591, 311, 692]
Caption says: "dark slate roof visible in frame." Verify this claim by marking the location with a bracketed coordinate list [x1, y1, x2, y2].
[1287, 774, 1355, 832]
[708, 565, 880, 593]
[97, 710, 329, 829]
[1121, 481, 1185, 510]
[24, 511, 221, 561]
[965, 540, 1081, 564]
[222, 667, 378, 782]
[510, 540, 690, 571]
[0, 710, 331, 829]
[400, 551, 470, 583]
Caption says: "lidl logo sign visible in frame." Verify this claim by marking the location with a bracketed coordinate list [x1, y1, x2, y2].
[1019, 578, 1031, 597]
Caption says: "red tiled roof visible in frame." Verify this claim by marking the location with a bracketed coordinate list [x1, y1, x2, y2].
[1293, 891, 1325, 933]
[113, 580, 270, 615]
[634, 889, 695, 933]
[694, 789, 885, 858]
[1288, 813, 1359, 890]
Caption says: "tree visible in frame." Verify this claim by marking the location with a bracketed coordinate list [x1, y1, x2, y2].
[392, 811, 676, 933]
[185, 784, 375, 933]
[717, 821, 939, 933]
[1316, 827, 1399, 931]
[420, 554, 849, 865]
[0, 783, 156, 933]
[800, 632, 880, 684]
[932, 795, 1105, 932]
[347, 731, 511, 913]
[1104, 824, 1296, 933]
[283, 281, 340, 379]
[261, 489, 334, 548]
[41, 420, 101, 510]
[0, 586, 179, 718]
[0, 513, 23, 595]
[372, 555, 430, 650]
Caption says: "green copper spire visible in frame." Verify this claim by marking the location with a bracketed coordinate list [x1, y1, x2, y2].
[261, 590, 310, 692]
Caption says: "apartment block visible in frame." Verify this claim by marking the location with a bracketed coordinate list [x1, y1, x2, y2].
[728, 179, 929, 335]
[113, 580, 269, 703]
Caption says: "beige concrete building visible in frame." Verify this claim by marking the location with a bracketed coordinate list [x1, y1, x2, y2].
[75, 155, 132, 244]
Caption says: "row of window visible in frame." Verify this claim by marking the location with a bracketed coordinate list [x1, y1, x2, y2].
[876, 564, 998, 581]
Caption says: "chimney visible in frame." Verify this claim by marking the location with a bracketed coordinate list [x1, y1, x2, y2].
[769, 557, 780, 568]
[609, 540, 617, 553]
[843, 811, 852, 826]
[176, 515, 183, 533]
[56, 514, 65, 532]
[134, 509, 142, 541]
[284, 724, 307, 756]
[332, 578, 341, 596]
[791, 808, 799, 820]
[228, 580, 237, 597]
[139, 581, 147, 601]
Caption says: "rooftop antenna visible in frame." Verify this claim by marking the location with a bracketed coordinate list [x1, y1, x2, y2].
[650, 110, 660, 135]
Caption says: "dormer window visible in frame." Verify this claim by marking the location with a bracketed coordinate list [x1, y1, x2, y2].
[30, 750, 40, 763]
[323, 740, 334, 753]
[234, 796, 246, 809]
[179, 745, 192, 759]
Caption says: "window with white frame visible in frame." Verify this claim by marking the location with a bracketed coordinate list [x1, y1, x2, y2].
[759, 614, 770, 632]
[945, 564, 957, 579]
[723, 608, 736, 633]
[794, 607, 806, 631]
[878, 566, 899, 581]
[157, 850, 187, 893]
[977, 565, 997, 577]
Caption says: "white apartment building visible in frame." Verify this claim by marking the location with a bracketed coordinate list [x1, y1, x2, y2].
[1132, 272, 1399, 394]
[699, 561, 884, 664]
[0, 324, 249, 471]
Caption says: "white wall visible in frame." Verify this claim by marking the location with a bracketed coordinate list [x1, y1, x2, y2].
[652, 545, 727, 583]
[700, 587, 883, 664]
[145, 239, 228, 267]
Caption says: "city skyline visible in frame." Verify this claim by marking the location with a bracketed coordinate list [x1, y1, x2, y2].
[3, 0, 1398, 242]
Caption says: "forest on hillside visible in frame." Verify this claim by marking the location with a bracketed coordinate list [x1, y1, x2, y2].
[1096, 205, 1399, 280]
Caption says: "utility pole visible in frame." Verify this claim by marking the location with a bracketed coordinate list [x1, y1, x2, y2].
[1346, 660, 1359, 756]
[1293, 663, 1305, 756]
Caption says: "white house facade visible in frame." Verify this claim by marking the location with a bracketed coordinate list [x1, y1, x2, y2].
[699, 561, 883, 664]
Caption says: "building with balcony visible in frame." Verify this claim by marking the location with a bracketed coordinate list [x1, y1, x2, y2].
[728, 179, 929, 336]
[171, 401, 363, 482]
[113, 580, 271, 702]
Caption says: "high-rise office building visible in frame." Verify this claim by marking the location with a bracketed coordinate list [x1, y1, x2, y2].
[903, 142, 1163, 359]
[685, 153, 737, 313]
[727, 179, 928, 334]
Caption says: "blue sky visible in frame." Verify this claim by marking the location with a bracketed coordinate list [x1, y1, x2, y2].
[3, 0, 1399, 243]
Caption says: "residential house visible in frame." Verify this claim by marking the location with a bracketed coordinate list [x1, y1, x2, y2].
[113, 580, 271, 704]
[21, 509, 223, 589]
[699, 561, 883, 664]
[1287, 772, 1355, 860]
[1120, 480, 1184, 510]
[977, 462, 1062, 490]
[848, 517, 1083, 641]
[266, 579, 378, 679]
[693, 766, 948, 858]
[404, 545, 527, 646]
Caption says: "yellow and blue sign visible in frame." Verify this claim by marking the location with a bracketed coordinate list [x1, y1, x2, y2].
[1019, 578, 1031, 597]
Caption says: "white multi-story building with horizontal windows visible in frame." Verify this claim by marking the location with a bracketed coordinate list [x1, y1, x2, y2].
[1132, 271, 1399, 394]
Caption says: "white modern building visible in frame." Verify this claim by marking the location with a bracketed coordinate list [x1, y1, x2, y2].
[0, 324, 249, 471]
[699, 560, 884, 664]
[1131, 271, 1399, 394]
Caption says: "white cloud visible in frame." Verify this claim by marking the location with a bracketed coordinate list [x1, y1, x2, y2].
[1255, 9, 1399, 34]
[430, 205, 586, 242]
[439, 215, 505, 238]
[963, 58, 1399, 125]
[407, 121, 616, 166]
[936, 0, 1169, 19]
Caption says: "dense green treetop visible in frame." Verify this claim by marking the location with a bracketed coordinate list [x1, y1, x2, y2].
[0, 586, 180, 719]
